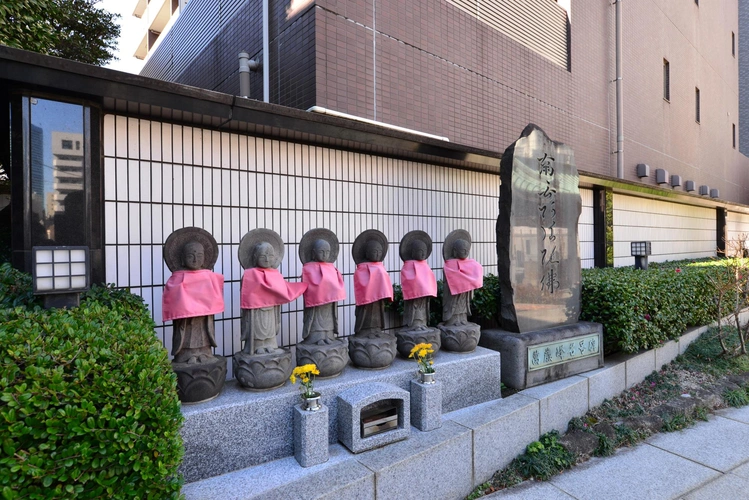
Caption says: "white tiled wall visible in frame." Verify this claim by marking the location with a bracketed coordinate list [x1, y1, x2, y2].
[727, 211, 749, 256]
[580, 188, 594, 269]
[103, 115, 499, 357]
[612, 194, 716, 266]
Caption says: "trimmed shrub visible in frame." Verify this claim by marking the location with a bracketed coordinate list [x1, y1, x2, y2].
[0, 271, 183, 498]
[580, 259, 725, 354]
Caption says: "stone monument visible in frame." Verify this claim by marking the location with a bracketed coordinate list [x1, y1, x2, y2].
[480, 124, 603, 389]
[438, 230, 483, 353]
[348, 229, 398, 369]
[296, 228, 349, 378]
[234, 228, 307, 390]
[162, 227, 227, 403]
[395, 230, 441, 358]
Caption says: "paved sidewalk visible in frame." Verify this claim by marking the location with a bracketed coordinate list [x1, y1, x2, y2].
[486, 406, 749, 500]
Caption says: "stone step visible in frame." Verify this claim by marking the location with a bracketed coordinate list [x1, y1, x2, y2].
[183, 421, 474, 500]
[180, 348, 501, 483]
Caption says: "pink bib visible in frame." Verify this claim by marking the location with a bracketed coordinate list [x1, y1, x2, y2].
[443, 258, 483, 294]
[240, 268, 308, 309]
[354, 262, 393, 306]
[302, 262, 347, 307]
[162, 270, 225, 322]
[400, 260, 437, 300]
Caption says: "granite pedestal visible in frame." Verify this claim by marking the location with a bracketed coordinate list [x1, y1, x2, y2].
[410, 379, 442, 431]
[480, 321, 603, 390]
[179, 347, 501, 483]
[293, 404, 329, 467]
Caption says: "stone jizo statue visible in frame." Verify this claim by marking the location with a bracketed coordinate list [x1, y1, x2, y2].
[234, 228, 305, 390]
[399, 232, 437, 331]
[162, 226, 227, 402]
[162, 230, 224, 364]
[442, 238, 478, 326]
[239, 229, 307, 355]
[395, 230, 442, 358]
[438, 230, 483, 352]
[353, 233, 393, 336]
[296, 228, 349, 378]
[349, 229, 397, 369]
[299, 230, 346, 345]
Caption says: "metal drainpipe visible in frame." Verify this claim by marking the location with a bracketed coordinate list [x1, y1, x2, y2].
[263, 0, 270, 103]
[615, 0, 624, 179]
[238, 52, 259, 98]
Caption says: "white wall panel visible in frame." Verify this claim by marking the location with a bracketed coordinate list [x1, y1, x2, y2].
[613, 194, 715, 267]
[103, 115, 500, 357]
[580, 188, 594, 269]
[726, 211, 749, 256]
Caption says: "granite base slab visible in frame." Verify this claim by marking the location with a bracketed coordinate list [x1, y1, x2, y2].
[180, 347, 501, 483]
[479, 322, 603, 390]
[355, 420, 474, 500]
[182, 445, 374, 500]
[447, 393, 540, 484]
[520, 376, 589, 435]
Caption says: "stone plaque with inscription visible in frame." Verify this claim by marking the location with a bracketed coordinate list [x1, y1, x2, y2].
[480, 124, 601, 390]
[497, 124, 581, 333]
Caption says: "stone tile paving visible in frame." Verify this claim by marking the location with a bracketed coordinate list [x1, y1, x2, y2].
[648, 416, 749, 472]
[487, 409, 749, 500]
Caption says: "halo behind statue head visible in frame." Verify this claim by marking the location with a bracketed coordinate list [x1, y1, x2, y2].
[299, 228, 340, 264]
[443, 229, 472, 261]
[399, 230, 433, 261]
[238, 228, 285, 269]
[352, 229, 389, 264]
[163, 227, 219, 272]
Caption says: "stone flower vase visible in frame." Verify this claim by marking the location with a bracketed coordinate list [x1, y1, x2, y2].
[302, 392, 322, 411]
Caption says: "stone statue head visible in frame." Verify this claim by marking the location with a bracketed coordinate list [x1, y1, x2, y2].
[411, 240, 428, 261]
[253, 242, 276, 269]
[182, 241, 206, 270]
[312, 239, 331, 263]
[452, 239, 470, 259]
[365, 240, 383, 262]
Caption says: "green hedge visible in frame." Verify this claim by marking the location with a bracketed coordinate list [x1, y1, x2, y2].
[0, 264, 184, 499]
[580, 259, 728, 354]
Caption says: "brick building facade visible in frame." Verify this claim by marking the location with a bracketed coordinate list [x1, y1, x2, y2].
[141, 0, 749, 205]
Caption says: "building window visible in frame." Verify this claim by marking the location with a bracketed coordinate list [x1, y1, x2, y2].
[61, 139, 73, 150]
[734, 124, 737, 149]
[695, 88, 700, 123]
[663, 59, 670, 101]
[733, 32, 736, 57]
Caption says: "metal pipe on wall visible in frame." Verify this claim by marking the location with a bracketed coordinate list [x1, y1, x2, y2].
[263, 0, 270, 103]
[238, 52, 251, 98]
[615, 0, 624, 179]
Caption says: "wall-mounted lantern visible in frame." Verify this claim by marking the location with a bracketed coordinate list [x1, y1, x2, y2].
[699, 185, 710, 196]
[670, 175, 682, 188]
[631, 241, 652, 270]
[685, 180, 696, 192]
[710, 188, 719, 199]
[32, 246, 89, 309]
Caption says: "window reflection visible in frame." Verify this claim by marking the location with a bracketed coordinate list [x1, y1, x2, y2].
[29, 98, 85, 246]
